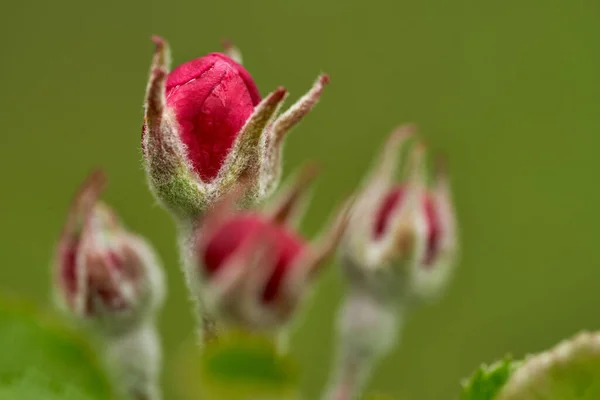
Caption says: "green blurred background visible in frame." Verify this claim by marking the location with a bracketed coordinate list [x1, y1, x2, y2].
[1, 0, 599, 399]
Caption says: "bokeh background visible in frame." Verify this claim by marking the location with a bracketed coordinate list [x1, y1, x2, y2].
[1, 0, 600, 399]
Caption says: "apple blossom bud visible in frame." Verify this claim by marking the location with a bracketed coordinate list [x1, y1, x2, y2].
[326, 126, 459, 400]
[142, 36, 329, 221]
[53, 171, 166, 400]
[188, 166, 350, 331]
[54, 171, 165, 334]
[340, 125, 458, 303]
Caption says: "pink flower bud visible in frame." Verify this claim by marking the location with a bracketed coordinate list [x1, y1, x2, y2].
[189, 166, 350, 330]
[341, 125, 458, 301]
[54, 171, 164, 332]
[142, 36, 329, 220]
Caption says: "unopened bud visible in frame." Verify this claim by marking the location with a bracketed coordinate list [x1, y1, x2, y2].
[54, 171, 165, 334]
[327, 125, 459, 400]
[188, 166, 349, 331]
[142, 36, 329, 221]
[340, 125, 458, 303]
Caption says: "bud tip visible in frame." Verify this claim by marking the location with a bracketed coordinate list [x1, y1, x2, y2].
[86, 169, 108, 191]
[435, 153, 448, 173]
[272, 86, 288, 101]
[299, 161, 321, 183]
[151, 35, 166, 49]
[391, 123, 417, 141]
[221, 38, 233, 51]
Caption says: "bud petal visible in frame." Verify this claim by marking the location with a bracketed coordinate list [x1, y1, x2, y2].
[141, 38, 329, 221]
[166, 53, 261, 181]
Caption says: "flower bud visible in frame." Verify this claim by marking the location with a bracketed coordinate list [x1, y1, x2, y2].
[340, 125, 458, 303]
[142, 36, 329, 220]
[54, 171, 165, 334]
[188, 166, 349, 331]
[326, 126, 459, 400]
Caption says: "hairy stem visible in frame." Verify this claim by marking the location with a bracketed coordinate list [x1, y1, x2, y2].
[324, 291, 402, 400]
[101, 320, 162, 400]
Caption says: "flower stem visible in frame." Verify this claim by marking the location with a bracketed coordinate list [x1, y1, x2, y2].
[101, 320, 162, 400]
[323, 291, 402, 400]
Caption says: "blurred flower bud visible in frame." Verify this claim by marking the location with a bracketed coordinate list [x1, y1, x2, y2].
[142, 36, 329, 221]
[188, 166, 349, 331]
[340, 124, 458, 303]
[54, 171, 165, 334]
[327, 126, 459, 400]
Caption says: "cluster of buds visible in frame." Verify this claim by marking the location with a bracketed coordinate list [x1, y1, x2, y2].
[142, 36, 329, 221]
[47, 33, 463, 400]
[186, 166, 350, 332]
[340, 124, 458, 303]
[54, 171, 165, 399]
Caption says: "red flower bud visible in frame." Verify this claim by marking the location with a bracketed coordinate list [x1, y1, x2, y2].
[142, 37, 329, 220]
[54, 171, 164, 331]
[189, 166, 350, 330]
[341, 125, 458, 301]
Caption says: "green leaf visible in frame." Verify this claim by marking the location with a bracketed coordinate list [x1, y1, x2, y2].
[496, 331, 600, 400]
[461, 357, 520, 400]
[176, 332, 300, 400]
[0, 298, 113, 399]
